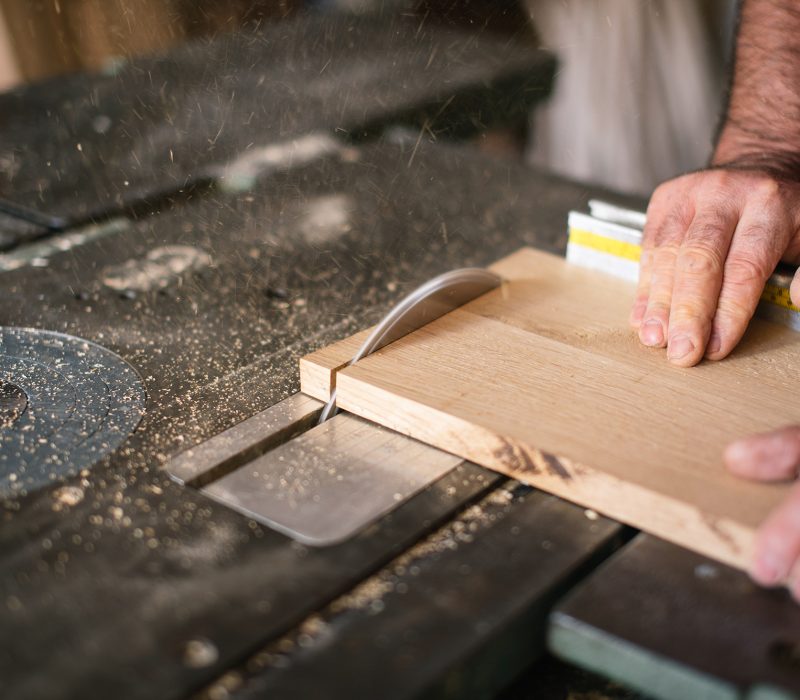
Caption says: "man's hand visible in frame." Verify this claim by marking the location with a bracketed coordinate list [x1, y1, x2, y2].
[725, 428, 800, 597]
[630, 169, 800, 366]
[630, 0, 800, 365]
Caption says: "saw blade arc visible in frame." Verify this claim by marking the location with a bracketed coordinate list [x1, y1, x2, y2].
[319, 267, 502, 423]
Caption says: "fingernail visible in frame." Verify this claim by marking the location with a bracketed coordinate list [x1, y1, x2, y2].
[752, 551, 784, 586]
[723, 439, 751, 467]
[640, 319, 664, 346]
[707, 331, 722, 355]
[667, 335, 695, 361]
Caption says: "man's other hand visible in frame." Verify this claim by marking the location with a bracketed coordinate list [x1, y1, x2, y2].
[725, 428, 800, 597]
[630, 169, 800, 366]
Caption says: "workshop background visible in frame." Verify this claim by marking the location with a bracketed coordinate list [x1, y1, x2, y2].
[1, 2, 770, 700]
[0, 0, 735, 194]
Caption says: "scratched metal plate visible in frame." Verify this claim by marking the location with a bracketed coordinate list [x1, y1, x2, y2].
[0, 327, 146, 498]
[201, 409, 464, 546]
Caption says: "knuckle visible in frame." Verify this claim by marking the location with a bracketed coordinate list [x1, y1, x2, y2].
[644, 299, 671, 316]
[657, 212, 691, 244]
[652, 243, 680, 265]
[724, 255, 772, 288]
[699, 169, 748, 203]
[646, 274, 675, 300]
[649, 182, 670, 204]
[645, 195, 693, 246]
[645, 187, 673, 231]
[670, 301, 714, 324]
[754, 177, 782, 201]
[651, 178, 684, 203]
[738, 221, 775, 242]
[676, 246, 724, 277]
[699, 173, 734, 200]
[716, 295, 756, 326]
[687, 219, 731, 246]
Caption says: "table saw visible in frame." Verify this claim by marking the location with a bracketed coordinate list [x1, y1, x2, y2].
[1, 9, 799, 700]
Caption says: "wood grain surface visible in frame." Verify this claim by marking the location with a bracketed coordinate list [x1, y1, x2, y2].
[300, 248, 800, 571]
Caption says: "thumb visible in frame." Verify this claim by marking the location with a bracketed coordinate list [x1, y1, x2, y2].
[791, 267, 800, 308]
[725, 427, 800, 482]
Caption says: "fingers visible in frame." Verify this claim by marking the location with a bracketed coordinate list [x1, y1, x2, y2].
[664, 210, 737, 366]
[706, 197, 792, 361]
[630, 180, 691, 334]
[751, 482, 800, 591]
[634, 193, 691, 348]
[629, 247, 652, 328]
[633, 171, 800, 364]
[726, 426, 800, 595]
[631, 190, 669, 329]
[725, 426, 800, 481]
[638, 244, 677, 348]
[792, 267, 800, 309]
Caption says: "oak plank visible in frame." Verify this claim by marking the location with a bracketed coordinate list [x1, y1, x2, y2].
[301, 248, 800, 572]
[297, 250, 539, 401]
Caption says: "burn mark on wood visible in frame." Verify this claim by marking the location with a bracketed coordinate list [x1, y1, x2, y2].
[493, 438, 539, 477]
[492, 438, 572, 481]
[541, 452, 572, 481]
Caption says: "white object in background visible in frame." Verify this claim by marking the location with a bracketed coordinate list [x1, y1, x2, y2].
[526, 0, 732, 196]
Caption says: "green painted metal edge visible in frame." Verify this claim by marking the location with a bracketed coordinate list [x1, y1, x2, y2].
[748, 684, 799, 700]
[548, 611, 740, 700]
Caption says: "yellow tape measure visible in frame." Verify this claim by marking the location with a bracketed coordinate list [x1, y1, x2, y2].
[568, 228, 641, 263]
[761, 283, 800, 312]
[569, 225, 799, 314]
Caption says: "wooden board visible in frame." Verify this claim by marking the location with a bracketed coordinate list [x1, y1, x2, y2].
[300, 247, 800, 573]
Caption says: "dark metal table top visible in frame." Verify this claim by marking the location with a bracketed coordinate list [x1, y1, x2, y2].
[0, 135, 636, 700]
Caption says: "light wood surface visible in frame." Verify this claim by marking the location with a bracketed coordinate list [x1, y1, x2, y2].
[300, 327, 372, 402]
[300, 247, 800, 571]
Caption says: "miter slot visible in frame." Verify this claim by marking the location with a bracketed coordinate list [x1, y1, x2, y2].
[166, 393, 324, 488]
[201, 411, 464, 546]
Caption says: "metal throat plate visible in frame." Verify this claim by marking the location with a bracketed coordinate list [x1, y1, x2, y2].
[166, 394, 463, 546]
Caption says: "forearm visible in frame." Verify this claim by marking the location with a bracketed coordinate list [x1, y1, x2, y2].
[714, 0, 800, 175]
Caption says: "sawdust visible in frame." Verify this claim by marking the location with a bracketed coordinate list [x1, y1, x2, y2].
[202, 671, 243, 700]
[183, 638, 219, 669]
[52, 486, 85, 508]
[332, 485, 521, 614]
[1, 133, 587, 698]
[226, 482, 524, 689]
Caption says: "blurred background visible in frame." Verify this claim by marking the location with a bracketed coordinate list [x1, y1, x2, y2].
[0, 0, 736, 197]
